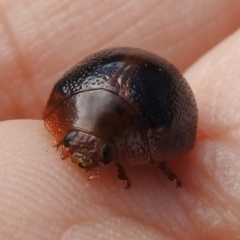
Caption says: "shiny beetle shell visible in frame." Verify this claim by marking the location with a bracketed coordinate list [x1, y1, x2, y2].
[43, 47, 198, 188]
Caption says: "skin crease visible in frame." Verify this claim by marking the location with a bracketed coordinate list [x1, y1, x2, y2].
[0, 0, 240, 239]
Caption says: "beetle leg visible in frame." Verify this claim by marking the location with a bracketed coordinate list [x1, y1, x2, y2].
[158, 161, 182, 188]
[88, 172, 100, 181]
[53, 141, 61, 149]
[116, 163, 131, 189]
[60, 146, 71, 160]
[53, 141, 70, 160]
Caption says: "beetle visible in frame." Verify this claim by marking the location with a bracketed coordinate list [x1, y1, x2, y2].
[43, 47, 198, 188]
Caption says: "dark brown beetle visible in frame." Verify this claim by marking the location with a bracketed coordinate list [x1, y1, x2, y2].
[43, 47, 198, 188]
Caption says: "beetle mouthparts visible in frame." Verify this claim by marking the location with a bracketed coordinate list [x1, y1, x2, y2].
[71, 152, 94, 169]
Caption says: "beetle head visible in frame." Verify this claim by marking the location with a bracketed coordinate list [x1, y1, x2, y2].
[61, 130, 116, 170]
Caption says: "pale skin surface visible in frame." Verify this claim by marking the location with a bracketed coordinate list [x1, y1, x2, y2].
[0, 0, 240, 239]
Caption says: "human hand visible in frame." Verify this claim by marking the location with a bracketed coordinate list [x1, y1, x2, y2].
[1, 1, 240, 239]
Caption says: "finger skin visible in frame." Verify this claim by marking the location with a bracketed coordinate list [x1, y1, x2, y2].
[1, 1, 240, 239]
[1, 27, 240, 239]
[0, 120, 187, 240]
[0, 0, 240, 119]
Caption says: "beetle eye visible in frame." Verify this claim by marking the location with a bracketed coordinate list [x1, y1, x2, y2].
[102, 144, 114, 165]
[63, 131, 78, 147]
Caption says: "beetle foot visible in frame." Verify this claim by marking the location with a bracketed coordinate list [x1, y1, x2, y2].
[88, 172, 100, 181]
[53, 141, 71, 160]
[60, 146, 71, 160]
[158, 161, 182, 188]
[116, 163, 131, 189]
